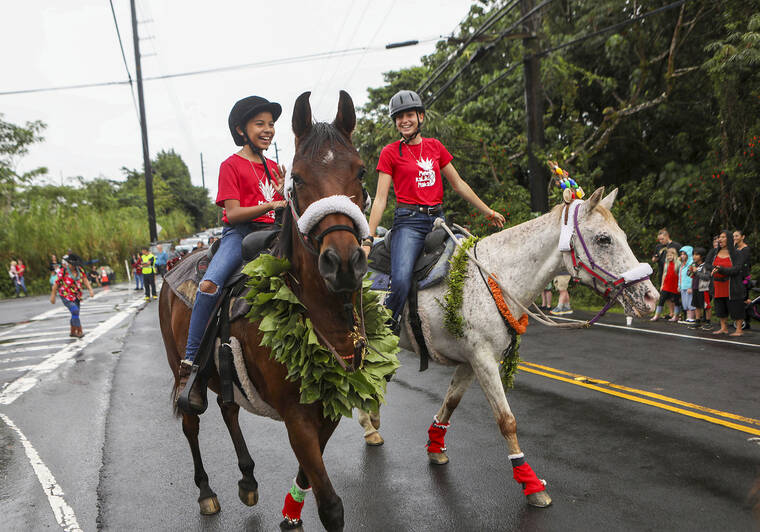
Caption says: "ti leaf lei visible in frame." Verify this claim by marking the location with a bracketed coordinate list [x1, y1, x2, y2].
[439, 236, 521, 389]
[242, 254, 400, 421]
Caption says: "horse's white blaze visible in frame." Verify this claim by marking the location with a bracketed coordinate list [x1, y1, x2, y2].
[322, 150, 334, 163]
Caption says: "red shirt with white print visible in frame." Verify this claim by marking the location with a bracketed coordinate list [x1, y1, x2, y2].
[216, 154, 283, 224]
[376, 138, 453, 206]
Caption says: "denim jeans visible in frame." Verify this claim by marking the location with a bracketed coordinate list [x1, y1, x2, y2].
[61, 298, 81, 327]
[184, 224, 256, 361]
[135, 273, 143, 289]
[385, 207, 441, 324]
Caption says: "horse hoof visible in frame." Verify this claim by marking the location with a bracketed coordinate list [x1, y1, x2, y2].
[427, 452, 449, 465]
[365, 432, 384, 446]
[238, 486, 259, 506]
[198, 495, 221, 515]
[526, 490, 552, 508]
[279, 518, 304, 531]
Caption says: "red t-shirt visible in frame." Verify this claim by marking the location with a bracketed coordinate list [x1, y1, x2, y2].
[712, 254, 732, 298]
[661, 261, 678, 293]
[216, 154, 283, 224]
[376, 138, 453, 206]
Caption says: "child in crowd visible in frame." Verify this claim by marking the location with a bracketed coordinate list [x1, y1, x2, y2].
[540, 281, 553, 312]
[651, 247, 682, 322]
[678, 246, 695, 324]
[688, 247, 712, 330]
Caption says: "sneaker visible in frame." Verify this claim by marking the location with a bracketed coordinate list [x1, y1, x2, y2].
[152, 295, 158, 300]
[680, 319, 696, 325]
[688, 320, 700, 330]
[700, 322, 713, 331]
[144, 296, 150, 301]
[549, 305, 564, 316]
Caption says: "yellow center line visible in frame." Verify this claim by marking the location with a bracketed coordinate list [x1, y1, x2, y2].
[517, 364, 760, 437]
[520, 361, 760, 427]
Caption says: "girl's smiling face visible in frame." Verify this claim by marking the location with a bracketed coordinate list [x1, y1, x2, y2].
[238, 111, 275, 151]
[394, 110, 423, 138]
[679, 251, 687, 262]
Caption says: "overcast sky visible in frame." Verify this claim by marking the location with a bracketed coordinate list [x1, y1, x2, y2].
[2, 0, 473, 201]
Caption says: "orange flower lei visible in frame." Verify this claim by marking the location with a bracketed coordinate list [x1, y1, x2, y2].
[487, 276, 529, 334]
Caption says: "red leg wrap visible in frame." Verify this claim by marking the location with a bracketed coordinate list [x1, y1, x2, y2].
[282, 493, 305, 521]
[512, 462, 546, 496]
[426, 418, 449, 453]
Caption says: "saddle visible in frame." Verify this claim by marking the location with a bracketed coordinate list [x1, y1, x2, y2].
[367, 227, 464, 292]
[170, 228, 279, 414]
[366, 226, 465, 372]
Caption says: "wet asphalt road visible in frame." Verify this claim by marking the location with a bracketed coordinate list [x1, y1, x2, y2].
[1, 284, 759, 531]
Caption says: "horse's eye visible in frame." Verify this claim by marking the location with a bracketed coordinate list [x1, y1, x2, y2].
[292, 174, 304, 186]
[357, 167, 366, 181]
[596, 234, 612, 246]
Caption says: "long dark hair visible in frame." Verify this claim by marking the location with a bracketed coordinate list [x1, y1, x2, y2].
[719, 229, 738, 264]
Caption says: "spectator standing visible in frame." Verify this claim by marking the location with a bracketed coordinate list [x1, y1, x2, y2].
[651, 247, 681, 321]
[140, 247, 157, 300]
[550, 273, 573, 315]
[540, 281, 553, 312]
[677, 246, 695, 324]
[707, 230, 745, 336]
[733, 229, 752, 331]
[132, 254, 143, 291]
[50, 254, 94, 338]
[155, 244, 169, 278]
[15, 259, 29, 297]
[651, 229, 682, 285]
[688, 247, 712, 330]
[49, 254, 60, 286]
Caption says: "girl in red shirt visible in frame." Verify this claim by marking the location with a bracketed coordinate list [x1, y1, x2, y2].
[650, 247, 682, 321]
[365, 89, 505, 330]
[178, 95, 287, 409]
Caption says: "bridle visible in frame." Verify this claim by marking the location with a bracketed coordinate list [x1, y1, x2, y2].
[560, 200, 652, 324]
[285, 166, 369, 257]
[283, 163, 371, 371]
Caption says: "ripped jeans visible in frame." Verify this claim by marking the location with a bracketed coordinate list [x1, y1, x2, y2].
[184, 224, 255, 361]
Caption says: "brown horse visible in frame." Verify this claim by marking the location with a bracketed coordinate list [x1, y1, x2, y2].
[159, 90, 369, 532]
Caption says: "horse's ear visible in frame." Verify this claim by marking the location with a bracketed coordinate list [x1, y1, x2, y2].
[333, 90, 356, 139]
[599, 187, 618, 210]
[292, 91, 313, 140]
[584, 186, 605, 214]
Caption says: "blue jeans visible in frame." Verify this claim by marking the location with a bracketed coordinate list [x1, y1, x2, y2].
[61, 298, 81, 327]
[385, 208, 440, 324]
[135, 273, 143, 289]
[14, 278, 28, 296]
[184, 224, 255, 361]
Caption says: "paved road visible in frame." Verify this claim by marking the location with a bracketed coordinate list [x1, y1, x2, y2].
[1, 286, 758, 531]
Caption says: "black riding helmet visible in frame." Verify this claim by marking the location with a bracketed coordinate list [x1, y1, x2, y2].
[228, 96, 282, 146]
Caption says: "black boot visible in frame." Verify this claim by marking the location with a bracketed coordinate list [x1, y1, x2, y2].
[177, 360, 206, 413]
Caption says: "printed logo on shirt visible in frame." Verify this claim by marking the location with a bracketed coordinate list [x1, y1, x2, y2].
[416, 158, 436, 188]
[259, 179, 277, 220]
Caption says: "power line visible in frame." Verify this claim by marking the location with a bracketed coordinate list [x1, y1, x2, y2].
[418, 0, 521, 95]
[426, 0, 558, 108]
[0, 41, 437, 97]
[108, 0, 139, 122]
[447, 0, 691, 115]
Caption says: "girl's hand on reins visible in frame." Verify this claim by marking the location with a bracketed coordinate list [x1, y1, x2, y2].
[361, 245, 371, 257]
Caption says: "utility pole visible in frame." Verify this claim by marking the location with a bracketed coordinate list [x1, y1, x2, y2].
[273, 142, 280, 164]
[200, 152, 206, 189]
[521, 0, 548, 213]
[130, 0, 157, 242]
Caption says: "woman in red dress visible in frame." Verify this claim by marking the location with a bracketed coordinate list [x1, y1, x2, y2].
[707, 230, 745, 336]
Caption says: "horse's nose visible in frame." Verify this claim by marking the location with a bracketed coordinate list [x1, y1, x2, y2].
[318, 246, 367, 293]
[644, 288, 658, 314]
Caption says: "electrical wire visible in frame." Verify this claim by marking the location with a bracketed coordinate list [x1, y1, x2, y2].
[108, 0, 140, 123]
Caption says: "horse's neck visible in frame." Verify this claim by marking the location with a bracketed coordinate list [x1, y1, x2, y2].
[478, 211, 565, 305]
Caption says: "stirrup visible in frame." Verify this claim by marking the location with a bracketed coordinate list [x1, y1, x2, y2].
[177, 362, 208, 415]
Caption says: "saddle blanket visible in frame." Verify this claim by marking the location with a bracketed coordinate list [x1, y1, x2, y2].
[214, 337, 282, 421]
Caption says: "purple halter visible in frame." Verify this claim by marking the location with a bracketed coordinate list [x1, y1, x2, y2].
[565, 202, 652, 325]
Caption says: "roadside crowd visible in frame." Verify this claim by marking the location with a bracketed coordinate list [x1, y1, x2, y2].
[649, 228, 753, 337]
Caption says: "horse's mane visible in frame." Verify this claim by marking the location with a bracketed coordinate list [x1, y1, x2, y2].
[273, 207, 294, 261]
[549, 201, 615, 223]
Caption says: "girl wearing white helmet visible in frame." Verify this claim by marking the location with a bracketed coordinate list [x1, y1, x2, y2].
[364, 89, 505, 331]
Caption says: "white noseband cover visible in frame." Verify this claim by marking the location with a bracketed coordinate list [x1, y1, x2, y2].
[296, 195, 370, 239]
[621, 263, 653, 282]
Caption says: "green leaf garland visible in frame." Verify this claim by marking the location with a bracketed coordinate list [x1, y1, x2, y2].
[242, 254, 400, 420]
[439, 236, 479, 337]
